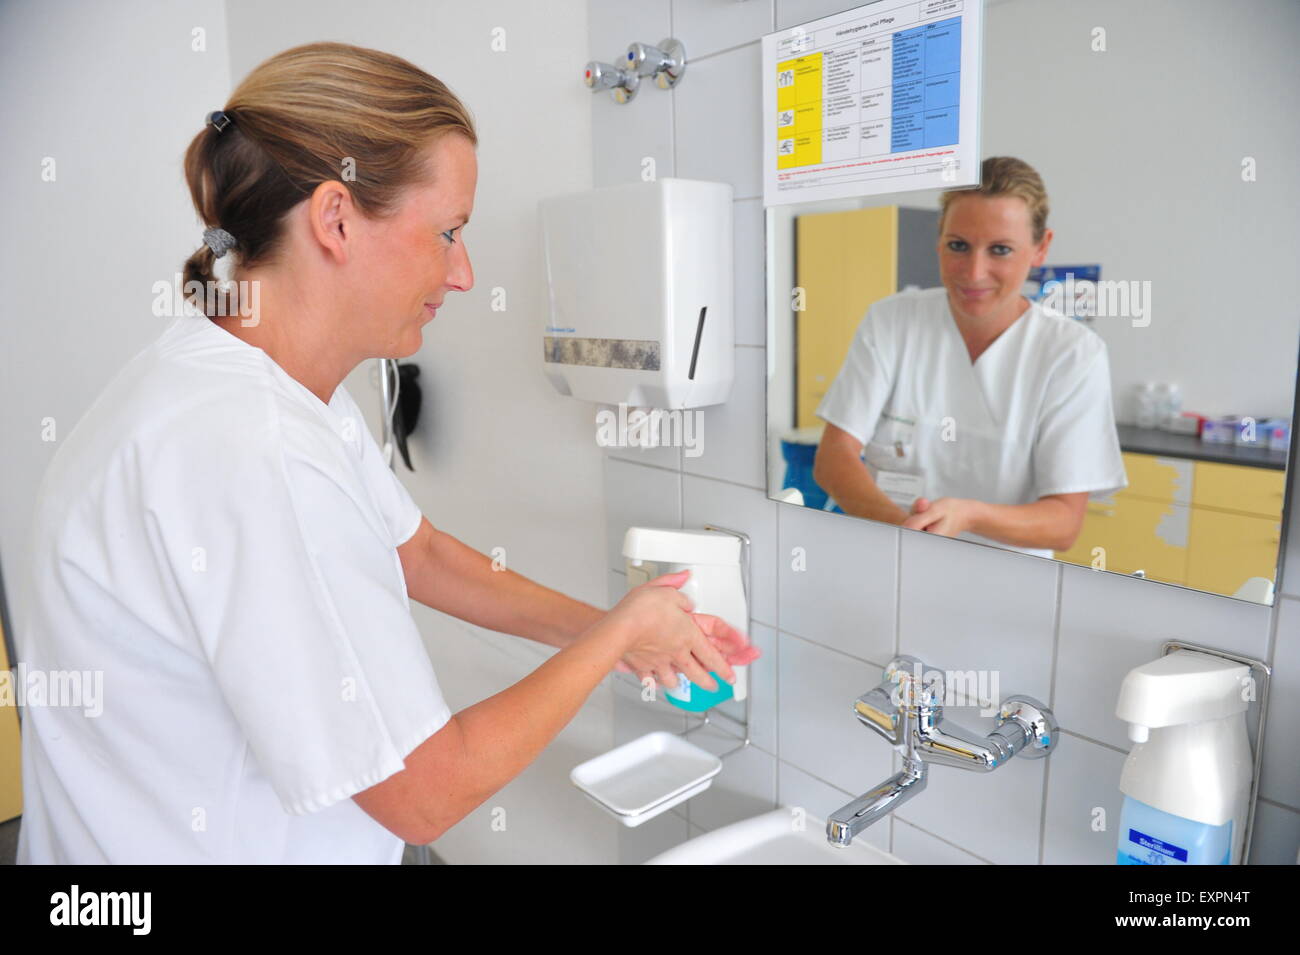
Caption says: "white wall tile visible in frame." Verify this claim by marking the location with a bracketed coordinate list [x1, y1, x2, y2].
[612, 663, 689, 744]
[682, 474, 779, 626]
[589, 0, 672, 52]
[1260, 597, 1300, 809]
[899, 532, 1059, 708]
[733, 197, 766, 346]
[777, 632, 895, 795]
[682, 346, 767, 489]
[891, 700, 1047, 865]
[1056, 564, 1271, 750]
[673, 42, 763, 199]
[1042, 732, 1129, 865]
[671, 0, 775, 60]
[778, 502, 897, 662]
[712, 621, 778, 753]
[604, 457, 682, 573]
[775, 0, 865, 31]
[777, 759, 889, 854]
[1247, 801, 1300, 865]
[892, 818, 990, 865]
[588, 0, 675, 189]
[686, 723, 778, 830]
[602, 401, 684, 470]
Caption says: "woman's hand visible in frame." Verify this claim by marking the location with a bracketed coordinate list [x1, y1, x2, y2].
[607, 570, 759, 693]
[902, 496, 984, 538]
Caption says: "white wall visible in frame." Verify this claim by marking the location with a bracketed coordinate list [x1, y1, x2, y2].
[593, 0, 1300, 865]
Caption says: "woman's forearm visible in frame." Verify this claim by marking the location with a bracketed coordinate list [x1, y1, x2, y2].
[814, 450, 909, 524]
[385, 615, 635, 843]
[967, 496, 1078, 551]
[414, 527, 605, 647]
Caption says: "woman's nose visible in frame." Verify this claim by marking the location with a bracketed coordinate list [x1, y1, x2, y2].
[447, 240, 474, 293]
[960, 251, 990, 282]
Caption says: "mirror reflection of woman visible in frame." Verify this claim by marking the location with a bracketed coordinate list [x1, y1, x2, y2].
[813, 156, 1127, 557]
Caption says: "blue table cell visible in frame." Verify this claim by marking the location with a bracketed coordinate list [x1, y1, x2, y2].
[892, 79, 923, 113]
[924, 19, 961, 76]
[923, 73, 959, 110]
[891, 111, 924, 151]
[924, 108, 958, 148]
[892, 57, 922, 81]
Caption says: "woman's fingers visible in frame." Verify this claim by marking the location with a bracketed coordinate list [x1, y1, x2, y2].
[694, 613, 759, 664]
[674, 653, 720, 693]
[654, 666, 680, 692]
[644, 570, 695, 611]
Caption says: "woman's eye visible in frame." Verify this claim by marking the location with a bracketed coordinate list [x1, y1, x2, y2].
[946, 240, 967, 252]
[991, 244, 1012, 255]
[440, 228, 458, 245]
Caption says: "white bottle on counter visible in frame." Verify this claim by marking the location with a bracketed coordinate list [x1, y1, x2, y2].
[1135, 383, 1159, 429]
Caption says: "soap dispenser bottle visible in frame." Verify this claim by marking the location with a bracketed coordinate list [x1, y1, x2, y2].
[622, 527, 749, 711]
[1114, 649, 1252, 865]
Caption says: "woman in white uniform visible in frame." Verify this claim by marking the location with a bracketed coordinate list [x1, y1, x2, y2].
[812, 156, 1126, 557]
[16, 42, 758, 864]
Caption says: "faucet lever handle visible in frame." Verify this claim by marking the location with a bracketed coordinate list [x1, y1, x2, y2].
[853, 687, 901, 744]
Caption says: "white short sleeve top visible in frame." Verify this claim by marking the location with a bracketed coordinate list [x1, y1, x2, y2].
[16, 313, 451, 863]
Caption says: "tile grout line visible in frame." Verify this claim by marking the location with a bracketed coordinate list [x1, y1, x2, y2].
[892, 815, 998, 865]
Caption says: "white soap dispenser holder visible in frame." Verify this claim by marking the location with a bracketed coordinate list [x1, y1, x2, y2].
[569, 524, 754, 828]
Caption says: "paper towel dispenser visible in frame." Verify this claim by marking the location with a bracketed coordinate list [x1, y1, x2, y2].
[538, 178, 734, 409]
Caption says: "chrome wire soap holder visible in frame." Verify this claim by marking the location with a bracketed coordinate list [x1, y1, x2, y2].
[570, 523, 754, 827]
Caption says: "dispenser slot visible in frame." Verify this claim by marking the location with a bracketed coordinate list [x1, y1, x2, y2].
[688, 306, 707, 380]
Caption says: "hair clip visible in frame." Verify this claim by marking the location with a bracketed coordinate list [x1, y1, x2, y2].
[207, 109, 232, 133]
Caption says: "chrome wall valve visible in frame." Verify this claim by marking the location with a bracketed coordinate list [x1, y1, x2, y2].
[584, 60, 640, 103]
[625, 38, 686, 89]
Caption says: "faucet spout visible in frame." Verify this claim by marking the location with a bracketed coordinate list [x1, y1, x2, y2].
[826, 759, 927, 847]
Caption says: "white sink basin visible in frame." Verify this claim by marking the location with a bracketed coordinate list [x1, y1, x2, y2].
[645, 809, 906, 865]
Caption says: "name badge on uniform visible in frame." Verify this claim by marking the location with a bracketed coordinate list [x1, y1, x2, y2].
[875, 469, 924, 511]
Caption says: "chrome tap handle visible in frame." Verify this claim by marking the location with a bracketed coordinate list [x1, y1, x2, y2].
[625, 38, 686, 89]
[584, 60, 640, 103]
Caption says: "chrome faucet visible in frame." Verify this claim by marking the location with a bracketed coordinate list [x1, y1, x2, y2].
[827, 655, 1058, 848]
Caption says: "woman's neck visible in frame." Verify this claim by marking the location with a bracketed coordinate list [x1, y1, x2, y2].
[949, 294, 1031, 364]
[208, 273, 358, 406]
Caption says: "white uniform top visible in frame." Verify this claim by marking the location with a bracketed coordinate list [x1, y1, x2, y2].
[815, 287, 1127, 558]
[16, 312, 452, 864]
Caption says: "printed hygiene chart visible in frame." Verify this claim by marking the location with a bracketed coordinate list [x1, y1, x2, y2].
[762, 0, 982, 206]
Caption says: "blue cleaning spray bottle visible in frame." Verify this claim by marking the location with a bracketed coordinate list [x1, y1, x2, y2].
[622, 527, 749, 712]
[1114, 649, 1252, 865]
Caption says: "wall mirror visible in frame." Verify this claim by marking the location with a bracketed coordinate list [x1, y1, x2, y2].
[765, 0, 1300, 604]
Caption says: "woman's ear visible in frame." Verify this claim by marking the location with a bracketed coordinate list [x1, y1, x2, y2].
[1032, 227, 1054, 267]
[307, 180, 353, 263]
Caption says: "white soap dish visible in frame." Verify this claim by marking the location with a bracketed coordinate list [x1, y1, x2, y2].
[571, 731, 723, 827]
